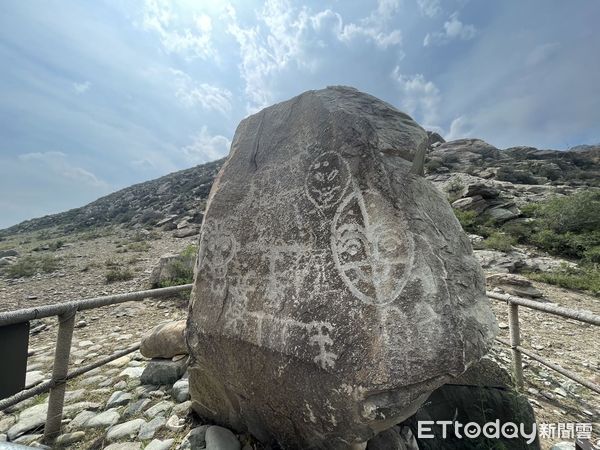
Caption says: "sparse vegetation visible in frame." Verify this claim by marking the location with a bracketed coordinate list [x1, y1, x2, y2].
[454, 190, 600, 294]
[105, 267, 134, 283]
[483, 232, 517, 252]
[127, 241, 151, 252]
[158, 244, 197, 288]
[4, 255, 60, 278]
[526, 264, 600, 295]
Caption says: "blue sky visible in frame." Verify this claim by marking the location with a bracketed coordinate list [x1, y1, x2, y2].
[0, 0, 598, 229]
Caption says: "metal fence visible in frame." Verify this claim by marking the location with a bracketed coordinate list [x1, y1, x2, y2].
[487, 290, 600, 395]
[0, 283, 193, 445]
[0, 284, 598, 445]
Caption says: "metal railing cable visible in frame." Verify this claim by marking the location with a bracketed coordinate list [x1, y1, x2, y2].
[0, 283, 193, 445]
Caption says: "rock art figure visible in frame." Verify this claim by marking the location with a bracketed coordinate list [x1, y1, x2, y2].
[186, 86, 497, 449]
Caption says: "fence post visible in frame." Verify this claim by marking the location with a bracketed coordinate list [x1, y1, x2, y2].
[508, 303, 524, 390]
[42, 308, 76, 444]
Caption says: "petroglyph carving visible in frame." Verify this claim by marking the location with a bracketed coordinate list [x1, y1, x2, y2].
[199, 220, 237, 277]
[305, 151, 351, 209]
[310, 325, 337, 369]
[331, 189, 415, 306]
[223, 290, 338, 370]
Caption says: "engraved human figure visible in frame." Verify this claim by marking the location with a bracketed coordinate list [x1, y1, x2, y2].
[310, 324, 337, 369]
[305, 151, 350, 209]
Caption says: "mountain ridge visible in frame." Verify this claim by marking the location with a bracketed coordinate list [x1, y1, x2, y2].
[1, 139, 598, 236]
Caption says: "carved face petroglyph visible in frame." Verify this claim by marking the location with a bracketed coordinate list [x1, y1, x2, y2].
[200, 220, 237, 275]
[331, 191, 414, 306]
[305, 151, 350, 209]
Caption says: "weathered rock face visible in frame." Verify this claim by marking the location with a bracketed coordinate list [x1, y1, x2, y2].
[186, 86, 497, 449]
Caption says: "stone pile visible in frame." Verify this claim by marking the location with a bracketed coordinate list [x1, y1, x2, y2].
[0, 320, 229, 450]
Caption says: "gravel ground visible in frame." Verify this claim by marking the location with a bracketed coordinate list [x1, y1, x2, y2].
[0, 226, 598, 449]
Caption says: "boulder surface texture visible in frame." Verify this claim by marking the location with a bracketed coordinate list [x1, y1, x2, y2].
[186, 86, 497, 449]
[140, 320, 187, 359]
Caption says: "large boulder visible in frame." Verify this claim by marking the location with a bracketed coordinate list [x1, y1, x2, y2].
[186, 86, 497, 449]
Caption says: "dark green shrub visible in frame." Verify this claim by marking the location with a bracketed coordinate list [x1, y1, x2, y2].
[532, 191, 600, 234]
[453, 209, 478, 233]
[583, 246, 600, 264]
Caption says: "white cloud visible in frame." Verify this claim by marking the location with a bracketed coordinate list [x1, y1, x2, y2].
[445, 115, 474, 141]
[225, 0, 405, 113]
[417, 0, 442, 18]
[338, 0, 403, 49]
[526, 42, 560, 67]
[141, 0, 214, 60]
[225, 0, 315, 112]
[73, 80, 91, 94]
[181, 127, 231, 164]
[424, 12, 477, 46]
[391, 68, 441, 127]
[169, 68, 232, 115]
[18, 151, 108, 187]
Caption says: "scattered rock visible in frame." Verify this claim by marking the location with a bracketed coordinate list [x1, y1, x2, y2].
[140, 358, 187, 386]
[172, 400, 192, 416]
[550, 443, 575, 450]
[486, 273, 543, 298]
[104, 443, 142, 450]
[106, 391, 133, 409]
[205, 426, 241, 450]
[165, 414, 185, 431]
[138, 416, 166, 440]
[177, 426, 210, 450]
[7, 403, 48, 440]
[24, 371, 45, 388]
[171, 378, 190, 403]
[108, 355, 132, 367]
[0, 416, 16, 434]
[119, 367, 145, 378]
[56, 431, 86, 446]
[146, 439, 175, 450]
[123, 398, 152, 418]
[67, 410, 97, 431]
[13, 433, 42, 445]
[145, 400, 174, 419]
[107, 418, 147, 441]
[173, 227, 199, 238]
[83, 409, 121, 428]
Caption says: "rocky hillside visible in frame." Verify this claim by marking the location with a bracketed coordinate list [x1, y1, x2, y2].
[0, 159, 225, 236]
[1, 138, 598, 238]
